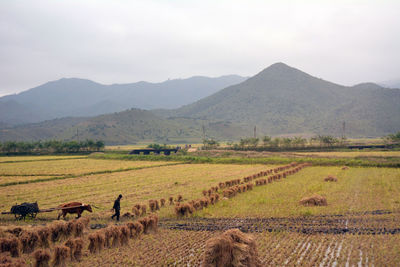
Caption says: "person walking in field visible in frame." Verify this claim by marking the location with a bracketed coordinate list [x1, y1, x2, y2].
[111, 194, 122, 221]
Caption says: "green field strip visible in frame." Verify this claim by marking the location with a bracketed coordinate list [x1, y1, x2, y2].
[91, 153, 400, 168]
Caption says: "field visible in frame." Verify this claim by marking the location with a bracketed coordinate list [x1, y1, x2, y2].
[0, 152, 399, 266]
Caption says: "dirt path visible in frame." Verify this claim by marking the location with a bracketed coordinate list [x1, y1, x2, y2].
[159, 210, 400, 235]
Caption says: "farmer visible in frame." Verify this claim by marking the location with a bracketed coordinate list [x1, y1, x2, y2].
[111, 194, 122, 221]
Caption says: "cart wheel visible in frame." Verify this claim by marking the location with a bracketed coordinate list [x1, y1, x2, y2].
[14, 213, 25, 220]
[28, 212, 37, 219]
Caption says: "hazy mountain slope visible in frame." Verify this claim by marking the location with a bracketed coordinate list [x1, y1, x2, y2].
[0, 75, 247, 125]
[166, 63, 400, 137]
[0, 109, 248, 144]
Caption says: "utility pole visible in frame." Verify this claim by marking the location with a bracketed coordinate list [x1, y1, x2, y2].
[342, 121, 346, 140]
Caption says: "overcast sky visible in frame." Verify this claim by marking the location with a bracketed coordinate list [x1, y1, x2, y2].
[0, 0, 399, 96]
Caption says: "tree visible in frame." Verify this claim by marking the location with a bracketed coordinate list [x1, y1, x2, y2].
[262, 136, 272, 146]
[386, 131, 400, 143]
[315, 135, 339, 147]
[203, 139, 219, 149]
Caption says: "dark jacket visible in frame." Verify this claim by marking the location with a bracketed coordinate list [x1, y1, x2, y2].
[113, 198, 121, 211]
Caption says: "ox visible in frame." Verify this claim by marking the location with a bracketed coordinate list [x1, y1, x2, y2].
[57, 202, 92, 220]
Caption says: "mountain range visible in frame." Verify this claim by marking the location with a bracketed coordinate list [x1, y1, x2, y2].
[0, 75, 246, 125]
[162, 63, 400, 137]
[1, 63, 399, 144]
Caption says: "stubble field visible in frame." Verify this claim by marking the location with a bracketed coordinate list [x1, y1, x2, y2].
[0, 153, 399, 266]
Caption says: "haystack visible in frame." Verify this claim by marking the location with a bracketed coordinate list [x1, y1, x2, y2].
[324, 175, 338, 182]
[299, 194, 327, 206]
[202, 229, 261, 267]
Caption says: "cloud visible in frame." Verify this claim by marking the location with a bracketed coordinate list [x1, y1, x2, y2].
[0, 0, 399, 96]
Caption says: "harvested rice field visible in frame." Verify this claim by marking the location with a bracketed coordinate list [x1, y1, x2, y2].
[0, 158, 174, 176]
[0, 154, 399, 266]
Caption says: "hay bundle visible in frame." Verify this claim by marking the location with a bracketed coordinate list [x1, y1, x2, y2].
[209, 195, 215, 205]
[50, 222, 67, 242]
[37, 227, 50, 248]
[66, 221, 75, 237]
[193, 201, 202, 210]
[324, 175, 338, 182]
[132, 206, 141, 217]
[78, 217, 90, 228]
[64, 239, 75, 260]
[87, 233, 98, 254]
[0, 253, 25, 267]
[5, 227, 23, 237]
[72, 238, 83, 261]
[110, 226, 121, 247]
[148, 214, 159, 232]
[174, 203, 194, 217]
[148, 200, 156, 212]
[202, 229, 261, 267]
[102, 227, 113, 248]
[0, 237, 20, 257]
[73, 221, 84, 237]
[246, 183, 254, 191]
[119, 226, 130, 245]
[299, 195, 328, 206]
[138, 217, 150, 234]
[33, 248, 51, 267]
[52, 245, 70, 267]
[160, 198, 166, 207]
[122, 212, 133, 219]
[20, 230, 39, 253]
[140, 205, 147, 216]
[126, 222, 143, 238]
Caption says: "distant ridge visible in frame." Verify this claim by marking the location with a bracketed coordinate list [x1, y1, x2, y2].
[0, 75, 247, 125]
[162, 62, 400, 137]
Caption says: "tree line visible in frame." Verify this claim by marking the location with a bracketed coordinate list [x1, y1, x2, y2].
[0, 140, 105, 154]
[203, 135, 343, 150]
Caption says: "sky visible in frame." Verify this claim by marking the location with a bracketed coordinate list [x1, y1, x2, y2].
[0, 0, 399, 96]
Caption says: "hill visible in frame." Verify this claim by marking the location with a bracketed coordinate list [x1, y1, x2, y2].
[0, 109, 247, 144]
[0, 75, 247, 125]
[160, 63, 400, 137]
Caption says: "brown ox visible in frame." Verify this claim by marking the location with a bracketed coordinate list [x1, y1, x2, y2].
[57, 202, 92, 220]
